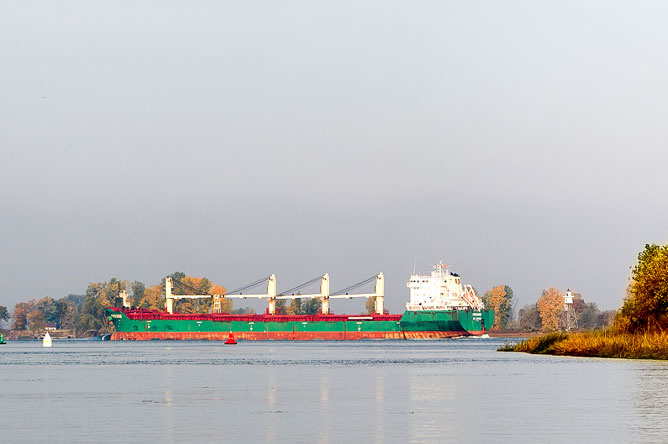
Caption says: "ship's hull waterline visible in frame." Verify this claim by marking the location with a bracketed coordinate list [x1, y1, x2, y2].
[105, 308, 494, 341]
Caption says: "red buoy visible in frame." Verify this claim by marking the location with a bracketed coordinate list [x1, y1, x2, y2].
[225, 331, 237, 345]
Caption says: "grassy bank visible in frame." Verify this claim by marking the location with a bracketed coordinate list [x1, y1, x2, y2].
[499, 330, 668, 360]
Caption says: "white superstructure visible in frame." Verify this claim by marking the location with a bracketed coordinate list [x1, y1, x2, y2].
[406, 260, 484, 311]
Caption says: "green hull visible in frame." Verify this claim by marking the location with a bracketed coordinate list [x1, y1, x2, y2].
[106, 308, 494, 340]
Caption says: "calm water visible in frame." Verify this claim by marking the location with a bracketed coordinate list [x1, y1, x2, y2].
[1, 338, 668, 443]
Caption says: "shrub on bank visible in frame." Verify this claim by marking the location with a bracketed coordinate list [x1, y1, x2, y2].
[498, 332, 569, 354]
[500, 330, 668, 360]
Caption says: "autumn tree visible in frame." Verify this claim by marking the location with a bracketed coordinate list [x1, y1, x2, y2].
[139, 284, 164, 310]
[210, 283, 232, 313]
[12, 302, 31, 330]
[27, 310, 46, 331]
[175, 276, 209, 313]
[537, 287, 564, 332]
[483, 285, 514, 329]
[85, 280, 125, 309]
[618, 243, 668, 333]
[286, 297, 303, 315]
[366, 296, 377, 314]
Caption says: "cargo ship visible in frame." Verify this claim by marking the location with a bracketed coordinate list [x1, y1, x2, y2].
[105, 261, 494, 340]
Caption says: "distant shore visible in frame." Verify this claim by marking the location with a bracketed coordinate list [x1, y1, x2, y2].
[499, 331, 668, 360]
[1, 329, 77, 340]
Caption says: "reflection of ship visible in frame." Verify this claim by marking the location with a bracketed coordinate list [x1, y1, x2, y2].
[105, 261, 494, 340]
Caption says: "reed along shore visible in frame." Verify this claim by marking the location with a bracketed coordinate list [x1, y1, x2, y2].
[499, 331, 668, 360]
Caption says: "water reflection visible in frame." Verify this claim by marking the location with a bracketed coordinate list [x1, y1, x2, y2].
[318, 374, 330, 444]
[408, 368, 455, 442]
[374, 368, 384, 443]
[633, 363, 668, 443]
[265, 365, 277, 444]
[165, 366, 175, 444]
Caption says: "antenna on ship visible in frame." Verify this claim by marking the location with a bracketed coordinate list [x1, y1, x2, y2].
[413, 257, 417, 275]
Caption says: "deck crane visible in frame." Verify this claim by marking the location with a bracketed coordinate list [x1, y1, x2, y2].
[163, 273, 385, 315]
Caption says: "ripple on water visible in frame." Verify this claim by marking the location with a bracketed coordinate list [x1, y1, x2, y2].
[1, 340, 666, 444]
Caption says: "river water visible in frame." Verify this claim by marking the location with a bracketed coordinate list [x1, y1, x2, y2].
[1, 338, 667, 443]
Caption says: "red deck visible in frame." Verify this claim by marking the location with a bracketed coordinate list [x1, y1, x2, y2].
[107, 307, 403, 323]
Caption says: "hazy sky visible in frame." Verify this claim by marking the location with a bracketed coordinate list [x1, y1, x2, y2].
[2, 0, 667, 314]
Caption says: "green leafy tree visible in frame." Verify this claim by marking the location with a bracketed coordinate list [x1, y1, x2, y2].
[79, 294, 108, 335]
[484, 285, 514, 329]
[618, 243, 668, 333]
[85, 280, 124, 308]
[78, 313, 103, 333]
[231, 307, 256, 314]
[301, 297, 322, 315]
[275, 298, 287, 314]
[131, 281, 146, 306]
[0, 305, 9, 323]
[481, 290, 492, 311]
[105, 278, 125, 307]
[503, 285, 514, 321]
[35, 297, 66, 326]
[168, 272, 186, 293]
[59, 302, 80, 333]
[56, 295, 83, 334]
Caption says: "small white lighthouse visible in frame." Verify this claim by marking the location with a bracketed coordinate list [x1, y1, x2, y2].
[564, 289, 575, 331]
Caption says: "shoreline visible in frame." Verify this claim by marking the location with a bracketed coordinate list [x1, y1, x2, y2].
[499, 331, 668, 360]
[487, 331, 541, 338]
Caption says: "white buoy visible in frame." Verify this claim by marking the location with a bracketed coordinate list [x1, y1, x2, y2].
[43, 331, 53, 347]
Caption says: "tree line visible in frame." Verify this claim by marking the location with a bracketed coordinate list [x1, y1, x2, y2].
[3, 273, 232, 336]
[1, 272, 622, 336]
[480, 284, 615, 332]
[1, 272, 335, 336]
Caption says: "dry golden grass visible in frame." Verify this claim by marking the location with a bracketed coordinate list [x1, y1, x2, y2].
[499, 330, 668, 360]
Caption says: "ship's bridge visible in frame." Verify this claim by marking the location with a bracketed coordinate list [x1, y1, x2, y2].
[406, 261, 483, 311]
